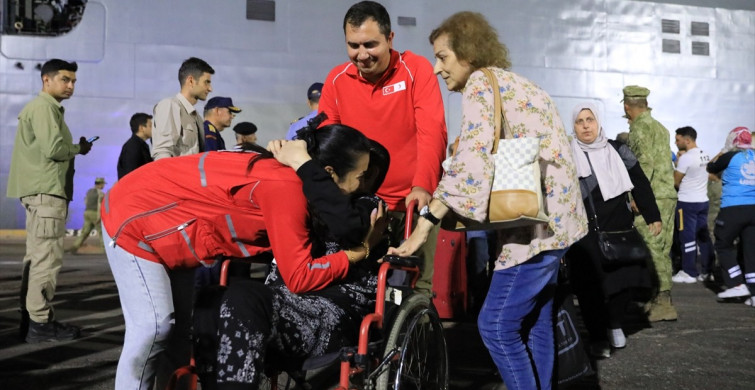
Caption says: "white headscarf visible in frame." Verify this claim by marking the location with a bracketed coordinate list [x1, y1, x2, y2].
[569, 102, 634, 201]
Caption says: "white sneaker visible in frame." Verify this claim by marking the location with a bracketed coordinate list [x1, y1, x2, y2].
[745, 296, 755, 307]
[672, 271, 697, 284]
[717, 284, 751, 299]
[589, 340, 611, 358]
[608, 328, 626, 349]
[696, 273, 713, 282]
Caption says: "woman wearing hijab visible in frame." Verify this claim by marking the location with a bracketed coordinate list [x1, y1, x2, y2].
[565, 102, 661, 358]
[707, 127, 755, 305]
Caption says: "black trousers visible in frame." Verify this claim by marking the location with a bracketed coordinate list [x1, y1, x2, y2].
[714, 205, 755, 295]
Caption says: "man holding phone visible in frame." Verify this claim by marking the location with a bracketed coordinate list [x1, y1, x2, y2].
[6, 58, 93, 343]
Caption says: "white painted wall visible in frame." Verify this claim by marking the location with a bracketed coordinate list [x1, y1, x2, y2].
[1, 0, 753, 228]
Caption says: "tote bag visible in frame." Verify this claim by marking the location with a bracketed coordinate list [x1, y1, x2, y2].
[441, 68, 549, 231]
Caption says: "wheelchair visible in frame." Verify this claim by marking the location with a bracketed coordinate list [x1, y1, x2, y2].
[168, 206, 449, 390]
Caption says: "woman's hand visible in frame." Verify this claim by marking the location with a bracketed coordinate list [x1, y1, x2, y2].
[268, 139, 311, 170]
[345, 202, 388, 264]
[364, 201, 388, 249]
[386, 199, 448, 258]
[386, 216, 433, 259]
[386, 227, 429, 258]
[648, 221, 662, 236]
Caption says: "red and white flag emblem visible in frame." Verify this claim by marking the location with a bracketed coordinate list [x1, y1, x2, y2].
[382, 81, 406, 95]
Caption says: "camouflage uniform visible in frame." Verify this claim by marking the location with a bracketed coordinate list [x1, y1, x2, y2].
[70, 181, 105, 252]
[707, 178, 722, 237]
[628, 110, 678, 291]
[624, 85, 678, 321]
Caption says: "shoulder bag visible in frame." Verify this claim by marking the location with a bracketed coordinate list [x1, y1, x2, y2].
[583, 155, 651, 265]
[441, 68, 549, 231]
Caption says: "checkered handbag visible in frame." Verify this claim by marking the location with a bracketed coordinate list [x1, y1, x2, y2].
[442, 68, 549, 231]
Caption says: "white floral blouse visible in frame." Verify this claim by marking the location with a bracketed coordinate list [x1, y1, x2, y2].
[435, 68, 588, 270]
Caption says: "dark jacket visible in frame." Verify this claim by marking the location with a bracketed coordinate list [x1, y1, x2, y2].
[117, 134, 153, 179]
[580, 140, 661, 232]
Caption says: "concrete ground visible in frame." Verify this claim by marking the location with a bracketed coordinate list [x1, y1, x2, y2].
[1, 235, 754, 390]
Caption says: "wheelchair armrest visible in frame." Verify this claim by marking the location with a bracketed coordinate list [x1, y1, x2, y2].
[383, 255, 421, 268]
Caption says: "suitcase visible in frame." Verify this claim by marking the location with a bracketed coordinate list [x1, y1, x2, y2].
[431, 229, 468, 319]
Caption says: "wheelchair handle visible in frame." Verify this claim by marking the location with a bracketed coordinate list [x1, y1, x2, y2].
[405, 200, 417, 240]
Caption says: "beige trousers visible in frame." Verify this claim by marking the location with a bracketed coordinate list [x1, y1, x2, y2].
[20, 194, 68, 323]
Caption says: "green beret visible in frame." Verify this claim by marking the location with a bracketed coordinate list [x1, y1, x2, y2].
[622, 85, 650, 100]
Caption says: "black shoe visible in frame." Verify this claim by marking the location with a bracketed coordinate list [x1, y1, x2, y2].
[19, 309, 30, 341]
[25, 320, 81, 343]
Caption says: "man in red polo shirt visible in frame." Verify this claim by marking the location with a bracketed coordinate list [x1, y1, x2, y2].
[319, 1, 447, 295]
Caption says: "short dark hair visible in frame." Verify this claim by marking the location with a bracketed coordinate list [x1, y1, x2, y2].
[675, 126, 697, 140]
[130, 113, 153, 134]
[178, 57, 214, 86]
[343, 1, 391, 38]
[40, 59, 78, 79]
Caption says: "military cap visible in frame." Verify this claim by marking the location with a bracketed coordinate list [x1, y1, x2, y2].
[621, 85, 650, 101]
[205, 97, 242, 113]
[95, 177, 106, 184]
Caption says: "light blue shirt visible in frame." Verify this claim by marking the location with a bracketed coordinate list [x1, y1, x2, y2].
[286, 110, 317, 140]
[721, 150, 755, 208]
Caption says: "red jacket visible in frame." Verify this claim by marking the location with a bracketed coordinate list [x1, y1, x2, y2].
[319, 50, 447, 211]
[101, 151, 349, 293]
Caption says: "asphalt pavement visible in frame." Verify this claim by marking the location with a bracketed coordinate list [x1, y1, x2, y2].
[1, 236, 754, 390]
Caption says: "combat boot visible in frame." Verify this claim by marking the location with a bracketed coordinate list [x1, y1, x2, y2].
[647, 290, 678, 322]
[26, 319, 80, 343]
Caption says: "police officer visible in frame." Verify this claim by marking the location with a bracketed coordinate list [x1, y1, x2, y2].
[286, 82, 323, 140]
[203, 96, 241, 151]
[623, 85, 679, 322]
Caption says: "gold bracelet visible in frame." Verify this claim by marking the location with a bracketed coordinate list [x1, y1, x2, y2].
[361, 241, 370, 259]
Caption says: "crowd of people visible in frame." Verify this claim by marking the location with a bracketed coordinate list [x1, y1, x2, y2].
[5, 1, 754, 390]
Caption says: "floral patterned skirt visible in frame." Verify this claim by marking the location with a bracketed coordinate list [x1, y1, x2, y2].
[214, 269, 376, 388]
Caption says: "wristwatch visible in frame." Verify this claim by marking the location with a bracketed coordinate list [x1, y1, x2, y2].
[419, 205, 440, 225]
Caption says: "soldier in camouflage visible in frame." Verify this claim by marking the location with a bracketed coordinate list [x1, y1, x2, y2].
[623, 85, 679, 322]
[68, 177, 106, 254]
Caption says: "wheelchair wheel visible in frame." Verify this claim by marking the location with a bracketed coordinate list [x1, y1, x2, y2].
[375, 293, 449, 390]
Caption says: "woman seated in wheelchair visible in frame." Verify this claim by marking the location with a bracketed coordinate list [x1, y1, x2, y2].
[208, 127, 392, 389]
[100, 117, 388, 390]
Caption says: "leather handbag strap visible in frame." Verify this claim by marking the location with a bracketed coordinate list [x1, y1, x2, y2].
[479, 68, 512, 154]
[583, 153, 635, 233]
[582, 152, 604, 233]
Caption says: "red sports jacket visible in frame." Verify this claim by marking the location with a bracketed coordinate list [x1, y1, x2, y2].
[101, 151, 350, 293]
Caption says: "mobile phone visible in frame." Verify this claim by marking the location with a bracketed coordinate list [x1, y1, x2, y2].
[87, 136, 99, 143]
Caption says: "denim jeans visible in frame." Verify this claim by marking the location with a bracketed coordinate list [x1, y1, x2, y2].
[103, 227, 193, 390]
[478, 248, 567, 390]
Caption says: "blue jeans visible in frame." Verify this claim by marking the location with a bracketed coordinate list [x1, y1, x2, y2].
[478, 248, 566, 390]
[103, 227, 194, 390]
